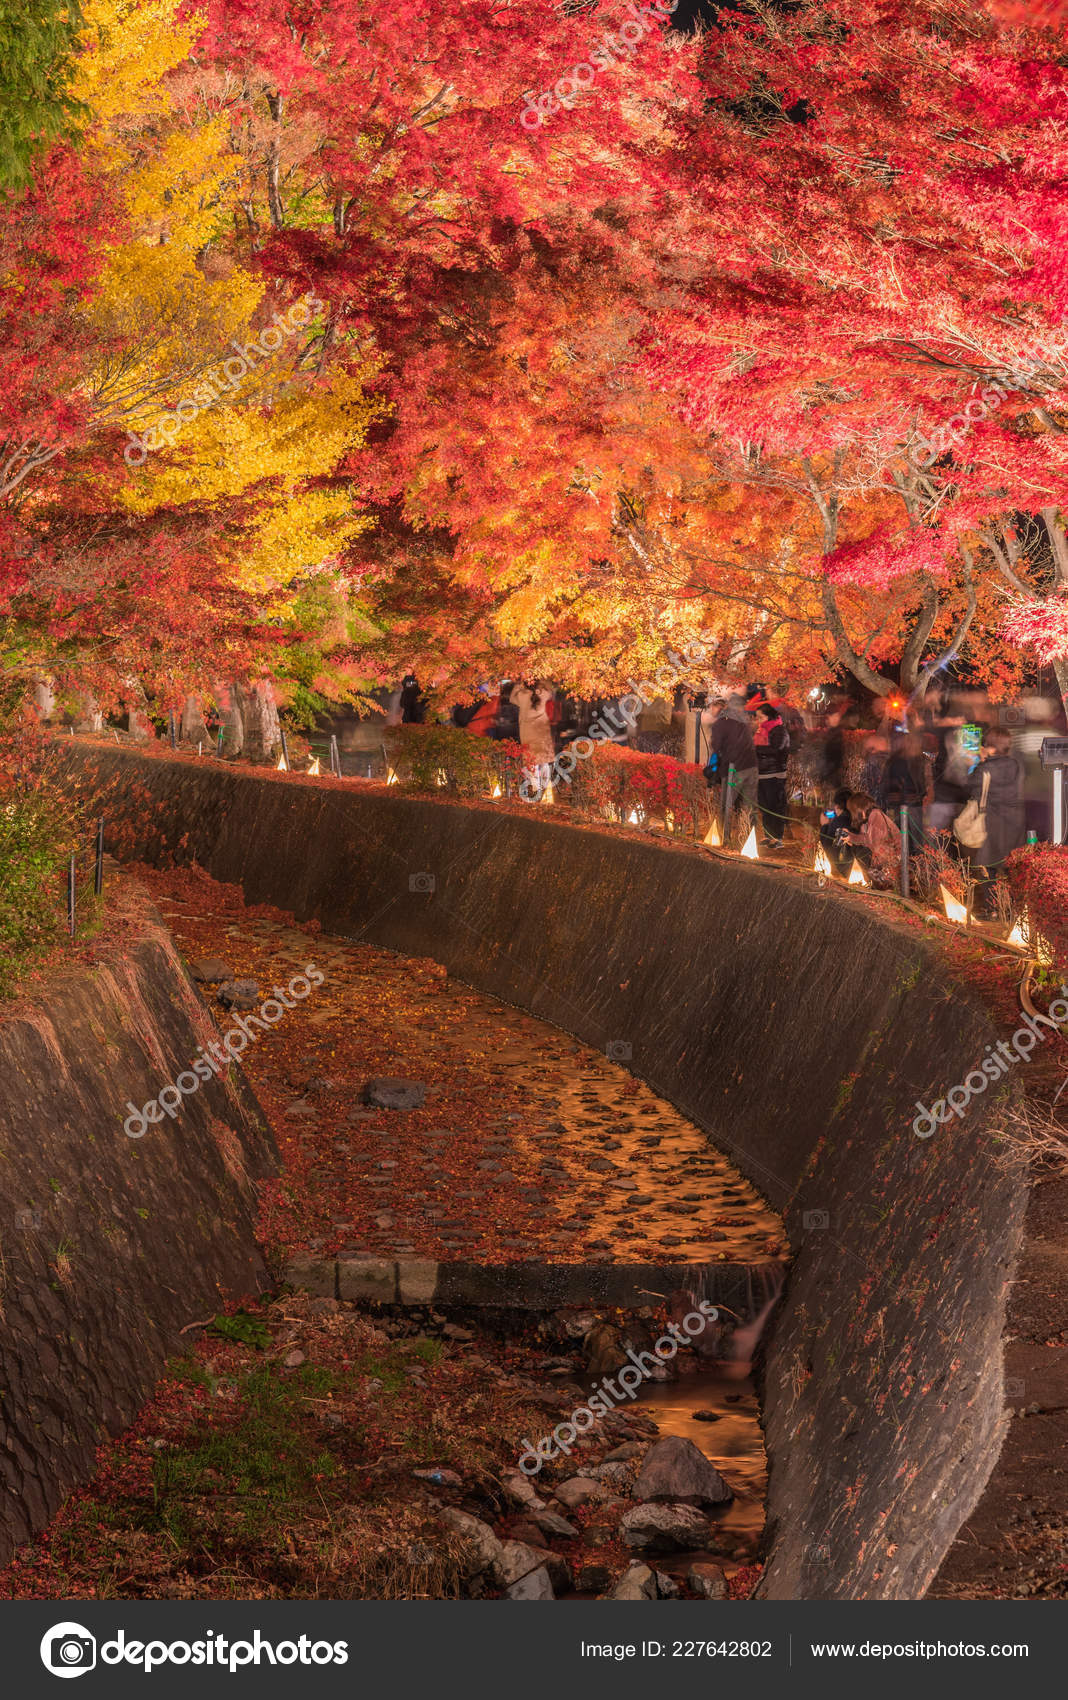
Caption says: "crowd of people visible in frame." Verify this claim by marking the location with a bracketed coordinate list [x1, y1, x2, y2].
[386, 672, 1066, 917]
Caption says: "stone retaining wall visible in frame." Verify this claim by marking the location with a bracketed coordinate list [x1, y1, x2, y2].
[0, 890, 277, 1562]
[55, 745, 1030, 1599]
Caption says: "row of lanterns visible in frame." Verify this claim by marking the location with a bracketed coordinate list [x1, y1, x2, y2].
[268, 742, 1046, 958]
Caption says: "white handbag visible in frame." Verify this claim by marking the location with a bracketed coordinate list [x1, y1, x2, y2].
[953, 768, 990, 851]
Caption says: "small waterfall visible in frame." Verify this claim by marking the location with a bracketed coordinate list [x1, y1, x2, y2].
[669, 1260, 786, 1364]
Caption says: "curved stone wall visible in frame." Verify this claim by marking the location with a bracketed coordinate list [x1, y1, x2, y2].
[56, 746, 1029, 1599]
[0, 887, 276, 1563]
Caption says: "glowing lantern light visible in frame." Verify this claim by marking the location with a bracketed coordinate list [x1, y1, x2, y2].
[541, 783, 555, 806]
[491, 782, 502, 799]
[626, 808, 641, 826]
[436, 768, 448, 787]
[703, 817, 722, 847]
[848, 858, 868, 886]
[307, 756, 321, 776]
[386, 768, 399, 786]
[1007, 916, 1054, 963]
[664, 810, 674, 833]
[740, 826, 759, 859]
[276, 752, 288, 772]
[814, 843, 834, 877]
[940, 883, 969, 925]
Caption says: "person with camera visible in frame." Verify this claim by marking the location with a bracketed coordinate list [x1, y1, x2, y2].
[838, 791, 902, 886]
[820, 787, 854, 872]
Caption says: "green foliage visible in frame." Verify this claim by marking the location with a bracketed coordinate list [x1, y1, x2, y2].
[208, 1310, 272, 1350]
[0, 768, 83, 996]
[146, 1364, 342, 1543]
[385, 722, 527, 798]
[0, 0, 86, 194]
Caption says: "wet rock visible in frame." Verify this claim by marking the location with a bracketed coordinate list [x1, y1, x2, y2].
[619, 1502, 711, 1553]
[607, 1560, 658, 1600]
[217, 978, 260, 1010]
[692, 1410, 721, 1423]
[655, 1570, 681, 1599]
[362, 1077, 427, 1111]
[632, 1436, 734, 1506]
[586, 1461, 633, 1489]
[498, 1539, 554, 1588]
[554, 1477, 609, 1509]
[603, 1442, 644, 1462]
[531, 1508, 579, 1540]
[687, 1561, 728, 1599]
[189, 956, 232, 983]
[501, 1471, 545, 1510]
[576, 1562, 614, 1594]
[584, 1321, 627, 1377]
[506, 1566, 555, 1600]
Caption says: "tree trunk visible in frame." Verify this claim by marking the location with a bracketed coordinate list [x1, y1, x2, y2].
[236, 679, 281, 764]
[32, 677, 55, 720]
[181, 694, 211, 747]
[1053, 658, 1068, 728]
[73, 693, 103, 733]
[214, 679, 244, 758]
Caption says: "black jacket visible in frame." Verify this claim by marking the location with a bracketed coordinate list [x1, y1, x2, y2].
[756, 721, 790, 777]
[705, 711, 757, 776]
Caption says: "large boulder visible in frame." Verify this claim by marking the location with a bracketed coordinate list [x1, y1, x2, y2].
[618, 1502, 711, 1553]
[632, 1436, 733, 1506]
[554, 1476, 608, 1509]
[362, 1077, 426, 1111]
[506, 1566, 555, 1600]
[532, 1508, 579, 1540]
[189, 957, 232, 984]
[440, 1508, 505, 1582]
[688, 1561, 728, 1599]
[606, 1561, 658, 1600]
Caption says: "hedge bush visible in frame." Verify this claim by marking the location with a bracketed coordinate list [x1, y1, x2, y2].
[383, 723, 529, 798]
[1005, 844, 1068, 970]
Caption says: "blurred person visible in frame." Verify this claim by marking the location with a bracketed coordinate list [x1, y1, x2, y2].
[512, 681, 556, 765]
[928, 709, 971, 835]
[858, 732, 889, 809]
[400, 674, 426, 724]
[465, 685, 499, 736]
[704, 694, 760, 820]
[840, 791, 903, 886]
[1011, 697, 1058, 841]
[967, 727, 1026, 915]
[488, 681, 520, 741]
[754, 702, 790, 847]
[883, 730, 930, 853]
[634, 692, 674, 754]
